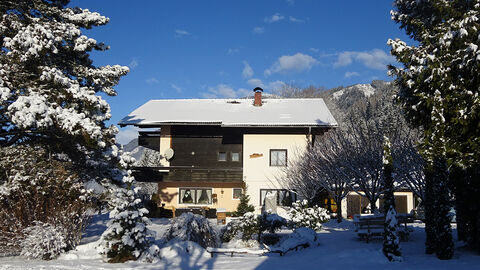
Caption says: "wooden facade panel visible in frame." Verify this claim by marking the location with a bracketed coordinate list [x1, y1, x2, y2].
[132, 169, 243, 183]
[138, 135, 160, 151]
[170, 135, 243, 169]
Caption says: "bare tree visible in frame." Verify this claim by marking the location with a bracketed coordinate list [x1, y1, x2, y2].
[310, 131, 354, 222]
[326, 88, 421, 213]
[278, 83, 424, 217]
[393, 135, 425, 201]
[280, 146, 322, 202]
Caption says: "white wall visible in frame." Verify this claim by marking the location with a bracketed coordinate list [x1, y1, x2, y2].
[159, 125, 171, 167]
[243, 134, 310, 212]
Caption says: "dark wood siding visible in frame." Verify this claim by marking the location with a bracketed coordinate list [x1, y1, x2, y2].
[169, 126, 243, 168]
[132, 168, 243, 183]
[138, 136, 160, 151]
[170, 137, 243, 168]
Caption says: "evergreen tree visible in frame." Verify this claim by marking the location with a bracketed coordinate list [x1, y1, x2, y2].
[0, 0, 160, 262]
[100, 154, 159, 263]
[382, 136, 402, 261]
[0, 0, 128, 173]
[234, 187, 255, 216]
[387, 0, 480, 258]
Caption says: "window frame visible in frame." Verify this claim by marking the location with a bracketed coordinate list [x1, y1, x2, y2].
[269, 149, 287, 167]
[231, 152, 241, 162]
[218, 151, 227, 162]
[232, 188, 243, 200]
[178, 187, 213, 205]
[259, 189, 296, 206]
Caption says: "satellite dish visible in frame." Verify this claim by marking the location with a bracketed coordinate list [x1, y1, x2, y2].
[164, 148, 174, 160]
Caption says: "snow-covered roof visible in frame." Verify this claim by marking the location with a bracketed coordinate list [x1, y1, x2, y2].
[119, 98, 338, 128]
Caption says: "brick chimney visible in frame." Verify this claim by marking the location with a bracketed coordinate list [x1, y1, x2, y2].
[253, 87, 263, 106]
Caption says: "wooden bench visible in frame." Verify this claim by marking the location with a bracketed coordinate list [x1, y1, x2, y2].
[354, 214, 414, 243]
[266, 243, 310, 256]
[206, 243, 311, 257]
[206, 247, 268, 257]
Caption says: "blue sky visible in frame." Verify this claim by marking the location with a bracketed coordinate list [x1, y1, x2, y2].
[70, 0, 411, 144]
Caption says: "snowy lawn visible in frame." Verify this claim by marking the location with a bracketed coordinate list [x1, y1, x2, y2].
[1, 215, 479, 270]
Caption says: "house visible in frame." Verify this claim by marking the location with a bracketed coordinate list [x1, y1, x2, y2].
[119, 87, 415, 217]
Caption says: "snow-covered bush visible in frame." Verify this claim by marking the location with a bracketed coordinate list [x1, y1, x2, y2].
[288, 200, 330, 231]
[221, 212, 258, 242]
[272, 227, 319, 254]
[0, 146, 92, 257]
[259, 212, 288, 234]
[20, 222, 67, 260]
[221, 212, 287, 244]
[165, 212, 218, 248]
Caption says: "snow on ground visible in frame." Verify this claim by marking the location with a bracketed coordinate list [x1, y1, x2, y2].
[0, 215, 478, 270]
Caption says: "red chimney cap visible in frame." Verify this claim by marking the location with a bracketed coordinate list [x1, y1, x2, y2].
[253, 87, 263, 92]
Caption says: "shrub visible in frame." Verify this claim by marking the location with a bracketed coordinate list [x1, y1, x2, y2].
[261, 233, 281, 246]
[259, 212, 287, 234]
[221, 212, 258, 242]
[288, 200, 330, 231]
[165, 212, 218, 248]
[20, 222, 67, 260]
[221, 212, 287, 243]
[0, 146, 92, 257]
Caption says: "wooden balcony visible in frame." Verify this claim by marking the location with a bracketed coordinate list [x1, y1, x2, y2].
[132, 166, 244, 183]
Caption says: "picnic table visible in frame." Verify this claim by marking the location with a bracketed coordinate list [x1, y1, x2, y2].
[353, 213, 414, 243]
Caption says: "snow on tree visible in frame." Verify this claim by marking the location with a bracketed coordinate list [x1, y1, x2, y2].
[387, 0, 480, 257]
[100, 154, 159, 263]
[382, 136, 402, 262]
[0, 0, 128, 151]
[0, 0, 129, 190]
[288, 200, 330, 231]
[165, 212, 218, 248]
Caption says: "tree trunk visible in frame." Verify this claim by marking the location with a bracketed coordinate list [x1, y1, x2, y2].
[336, 199, 343, 223]
[431, 157, 454, 260]
[369, 197, 377, 213]
[424, 168, 436, 254]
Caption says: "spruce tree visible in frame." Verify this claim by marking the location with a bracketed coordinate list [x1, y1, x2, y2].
[0, 0, 128, 171]
[234, 187, 255, 216]
[0, 0, 160, 262]
[387, 0, 480, 258]
[382, 136, 402, 261]
[100, 154, 158, 263]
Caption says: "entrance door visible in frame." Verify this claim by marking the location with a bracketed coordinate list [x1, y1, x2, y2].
[395, 195, 408, 214]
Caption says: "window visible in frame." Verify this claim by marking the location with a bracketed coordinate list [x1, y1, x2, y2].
[179, 188, 212, 205]
[218, 152, 227, 161]
[231, 152, 240, 162]
[260, 189, 296, 206]
[270, 149, 287, 166]
[233, 188, 243, 199]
